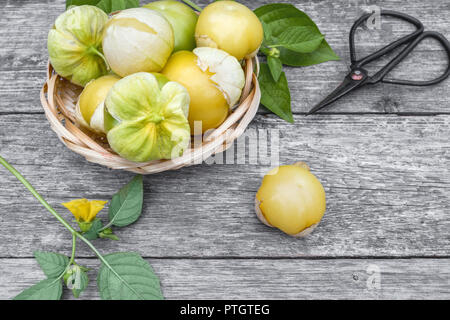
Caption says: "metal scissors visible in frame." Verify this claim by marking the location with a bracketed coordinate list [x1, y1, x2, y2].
[308, 10, 450, 115]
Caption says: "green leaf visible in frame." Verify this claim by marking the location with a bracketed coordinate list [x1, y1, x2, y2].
[14, 278, 63, 300]
[108, 175, 143, 227]
[258, 63, 293, 123]
[82, 218, 104, 240]
[255, 3, 339, 66]
[66, 0, 99, 9]
[97, 252, 163, 300]
[267, 56, 283, 82]
[255, 4, 316, 34]
[279, 40, 340, 67]
[34, 251, 69, 279]
[276, 26, 324, 53]
[66, 0, 140, 14]
[261, 20, 272, 44]
[96, 0, 140, 14]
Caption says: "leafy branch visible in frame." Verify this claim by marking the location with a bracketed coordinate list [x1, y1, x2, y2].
[255, 3, 340, 123]
[0, 155, 162, 300]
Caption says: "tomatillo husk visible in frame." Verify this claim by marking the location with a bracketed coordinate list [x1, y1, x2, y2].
[104, 72, 191, 162]
[47, 5, 109, 87]
[102, 8, 174, 77]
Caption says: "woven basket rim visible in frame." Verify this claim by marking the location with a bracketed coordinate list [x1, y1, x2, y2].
[40, 57, 261, 174]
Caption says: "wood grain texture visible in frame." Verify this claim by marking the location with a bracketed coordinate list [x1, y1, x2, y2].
[0, 114, 449, 258]
[1, 258, 449, 300]
[0, 0, 449, 114]
[0, 0, 449, 300]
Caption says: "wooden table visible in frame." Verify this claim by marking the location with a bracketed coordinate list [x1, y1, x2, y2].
[0, 0, 449, 300]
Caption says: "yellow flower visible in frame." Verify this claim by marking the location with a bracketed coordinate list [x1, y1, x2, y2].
[62, 199, 108, 223]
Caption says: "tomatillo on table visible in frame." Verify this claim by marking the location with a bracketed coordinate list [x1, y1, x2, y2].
[256, 163, 326, 237]
[144, 0, 198, 52]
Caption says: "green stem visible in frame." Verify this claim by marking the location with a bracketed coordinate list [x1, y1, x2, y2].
[0, 156, 101, 255]
[181, 0, 202, 12]
[89, 46, 110, 71]
[0, 156, 77, 235]
[98, 221, 113, 233]
[57, 234, 77, 282]
[69, 234, 77, 265]
[0, 155, 144, 299]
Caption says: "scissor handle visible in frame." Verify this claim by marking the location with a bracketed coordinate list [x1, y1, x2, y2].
[377, 31, 450, 86]
[350, 10, 450, 86]
[350, 10, 424, 67]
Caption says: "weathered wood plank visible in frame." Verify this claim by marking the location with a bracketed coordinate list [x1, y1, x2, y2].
[1, 258, 449, 299]
[0, 114, 449, 258]
[0, 0, 449, 113]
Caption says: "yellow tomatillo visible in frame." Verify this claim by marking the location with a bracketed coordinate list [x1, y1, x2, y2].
[76, 75, 121, 134]
[255, 163, 326, 237]
[162, 47, 245, 133]
[195, 1, 264, 60]
[62, 199, 108, 232]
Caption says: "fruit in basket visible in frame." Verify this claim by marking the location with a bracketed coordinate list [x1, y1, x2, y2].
[47, 5, 109, 87]
[75, 75, 121, 134]
[102, 8, 174, 77]
[144, 0, 198, 52]
[104, 72, 191, 162]
[255, 163, 326, 237]
[195, 1, 264, 60]
[162, 47, 245, 133]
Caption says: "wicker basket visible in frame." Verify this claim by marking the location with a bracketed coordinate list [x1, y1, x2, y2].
[40, 58, 261, 174]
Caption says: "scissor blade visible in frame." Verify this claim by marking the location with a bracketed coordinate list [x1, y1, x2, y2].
[307, 73, 366, 115]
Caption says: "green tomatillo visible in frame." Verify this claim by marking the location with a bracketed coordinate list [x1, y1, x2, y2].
[104, 72, 191, 162]
[144, 0, 198, 52]
[47, 5, 109, 87]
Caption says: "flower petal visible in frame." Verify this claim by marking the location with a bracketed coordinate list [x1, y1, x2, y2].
[88, 200, 108, 222]
[62, 199, 107, 223]
[62, 199, 90, 222]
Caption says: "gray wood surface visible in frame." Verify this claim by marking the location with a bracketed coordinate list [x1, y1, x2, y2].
[0, 0, 449, 300]
[1, 258, 449, 300]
